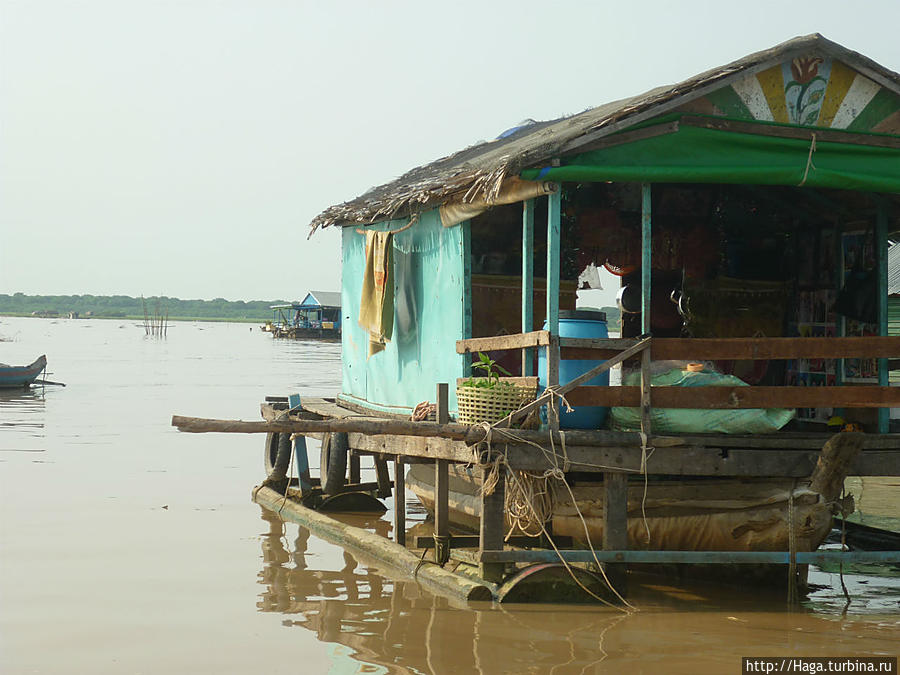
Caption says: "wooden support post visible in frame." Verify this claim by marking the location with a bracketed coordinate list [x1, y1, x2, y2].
[435, 460, 450, 564]
[436, 383, 449, 425]
[602, 471, 628, 595]
[543, 189, 561, 433]
[641, 348, 652, 437]
[877, 199, 889, 434]
[434, 382, 451, 564]
[349, 451, 361, 484]
[640, 183, 653, 436]
[546, 184, 561, 337]
[394, 457, 406, 546]
[479, 463, 506, 583]
[293, 435, 313, 495]
[641, 184, 652, 334]
[522, 199, 535, 376]
[374, 455, 392, 498]
[547, 334, 560, 431]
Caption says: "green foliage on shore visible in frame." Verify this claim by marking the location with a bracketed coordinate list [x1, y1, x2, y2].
[0, 294, 290, 322]
[0, 294, 621, 328]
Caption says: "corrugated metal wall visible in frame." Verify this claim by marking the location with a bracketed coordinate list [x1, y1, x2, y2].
[341, 209, 469, 413]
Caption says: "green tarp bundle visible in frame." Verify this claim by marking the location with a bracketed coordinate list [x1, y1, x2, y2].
[521, 122, 900, 193]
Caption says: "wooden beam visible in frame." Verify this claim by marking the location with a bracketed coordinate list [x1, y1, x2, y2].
[502, 445, 900, 477]
[393, 457, 406, 546]
[680, 114, 900, 150]
[478, 549, 900, 565]
[547, 335, 560, 431]
[349, 450, 361, 484]
[560, 336, 900, 360]
[435, 383, 452, 562]
[463, 335, 900, 360]
[435, 459, 450, 564]
[479, 463, 506, 583]
[173, 414, 484, 442]
[565, 385, 900, 409]
[348, 433, 477, 463]
[415, 534, 573, 549]
[347, 431, 900, 476]
[563, 120, 681, 156]
[374, 456, 392, 498]
[436, 383, 449, 425]
[456, 331, 550, 354]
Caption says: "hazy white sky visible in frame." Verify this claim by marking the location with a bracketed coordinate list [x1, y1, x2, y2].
[2, 0, 898, 301]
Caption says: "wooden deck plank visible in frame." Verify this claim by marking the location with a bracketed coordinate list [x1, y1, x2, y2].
[456, 331, 550, 354]
[560, 336, 900, 361]
[300, 397, 367, 419]
[347, 433, 900, 476]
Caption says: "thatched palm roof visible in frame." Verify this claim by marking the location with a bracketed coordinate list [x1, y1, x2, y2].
[310, 34, 900, 233]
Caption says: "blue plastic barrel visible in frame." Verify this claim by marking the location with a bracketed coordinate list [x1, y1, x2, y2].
[538, 309, 609, 429]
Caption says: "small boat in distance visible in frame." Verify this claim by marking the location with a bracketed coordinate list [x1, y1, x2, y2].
[0, 355, 47, 388]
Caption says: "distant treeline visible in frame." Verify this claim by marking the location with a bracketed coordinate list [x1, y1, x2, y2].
[0, 294, 289, 322]
[0, 293, 621, 328]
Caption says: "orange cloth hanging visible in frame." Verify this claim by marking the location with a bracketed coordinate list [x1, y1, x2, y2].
[358, 230, 394, 357]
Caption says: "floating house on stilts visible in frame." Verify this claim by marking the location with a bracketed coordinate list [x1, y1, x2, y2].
[176, 34, 900, 604]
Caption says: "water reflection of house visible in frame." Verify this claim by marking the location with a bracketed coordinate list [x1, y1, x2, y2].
[262, 290, 341, 340]
[255, 508, 628, 674]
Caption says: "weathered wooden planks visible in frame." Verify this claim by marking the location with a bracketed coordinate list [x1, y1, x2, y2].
[351, 433, 898, 476]
[561, 336, 900, 361]
[456, 330, 550, 354]
[461, 331, 900, 361]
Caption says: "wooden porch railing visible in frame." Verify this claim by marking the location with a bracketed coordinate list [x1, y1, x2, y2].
[457, 332, 900, 410]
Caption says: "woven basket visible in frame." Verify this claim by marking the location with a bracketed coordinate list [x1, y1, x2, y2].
[456, 378, 537, 425]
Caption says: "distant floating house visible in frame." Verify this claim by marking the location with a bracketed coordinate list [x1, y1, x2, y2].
[262, 290, 341, 340]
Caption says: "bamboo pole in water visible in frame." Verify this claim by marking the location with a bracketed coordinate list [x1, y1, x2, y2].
[253, 485, 495, 604]
[172, 414, 484, 442]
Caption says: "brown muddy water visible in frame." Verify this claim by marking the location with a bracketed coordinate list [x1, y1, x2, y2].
[1, 316, 897, 674]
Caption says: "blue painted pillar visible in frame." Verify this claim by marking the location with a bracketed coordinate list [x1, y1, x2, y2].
[641, 184, 652, 335]
[462, 220, 473, 378]
[877, 200, 889, 434]
[546, 187, 561, 337]
[293, 435, 313, 494]
[522, 199, 535, 375]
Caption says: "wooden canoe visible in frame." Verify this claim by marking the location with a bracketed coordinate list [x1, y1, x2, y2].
[0, 355, 47, 388]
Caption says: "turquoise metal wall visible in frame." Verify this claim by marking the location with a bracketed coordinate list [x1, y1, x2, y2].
[340, 209, 469, 413]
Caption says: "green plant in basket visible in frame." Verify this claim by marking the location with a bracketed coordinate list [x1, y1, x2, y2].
[461, 352, 515, 390]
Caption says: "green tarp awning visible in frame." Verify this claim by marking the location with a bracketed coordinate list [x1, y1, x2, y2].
[521, 123, 900, 193]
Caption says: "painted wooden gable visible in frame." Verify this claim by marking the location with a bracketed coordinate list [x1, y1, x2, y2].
[679, 57, 900, 134]
[340, 209, 470, 413]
